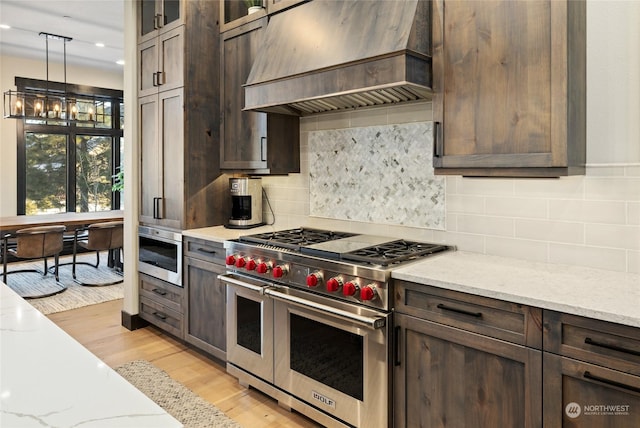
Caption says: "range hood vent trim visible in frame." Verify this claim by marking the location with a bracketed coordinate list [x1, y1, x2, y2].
[243, 0, 432, 116]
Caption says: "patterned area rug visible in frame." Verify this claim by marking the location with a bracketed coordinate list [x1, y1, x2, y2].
[3, 252, 124, 314]
[115, 360, 242, 428]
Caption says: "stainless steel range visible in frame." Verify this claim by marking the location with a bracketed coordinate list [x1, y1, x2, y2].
[219, 228, 451, 428]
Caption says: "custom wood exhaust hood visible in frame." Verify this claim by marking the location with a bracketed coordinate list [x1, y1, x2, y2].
[243, 0, 432, 116]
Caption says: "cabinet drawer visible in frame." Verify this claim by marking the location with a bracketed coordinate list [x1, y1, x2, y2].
[140, 297, 183, 338]
[394, 280, 542, 348]
[544, 311, 640, 376]
[184, 237, 225, 265]
[139, 273, 183, 313]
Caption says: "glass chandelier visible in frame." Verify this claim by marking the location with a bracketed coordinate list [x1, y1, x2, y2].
[3, 32, 104, 124]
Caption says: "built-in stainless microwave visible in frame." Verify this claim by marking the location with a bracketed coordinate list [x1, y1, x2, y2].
[138, 226, 182, 286]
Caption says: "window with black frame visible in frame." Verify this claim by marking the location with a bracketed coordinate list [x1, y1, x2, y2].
[15, 77, 124, 215]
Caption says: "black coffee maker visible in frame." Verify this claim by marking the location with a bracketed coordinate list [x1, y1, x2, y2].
[226, 177, 264, 229]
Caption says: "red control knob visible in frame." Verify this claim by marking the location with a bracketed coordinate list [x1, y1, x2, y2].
[256, 262, 270, 274]
[225, 255, 236, 266]
[246, 259, 257, 271]
[235, 257, 246, 268]
[273, 265, 287, 278]
[360, 285, 376, 301]
[343, 281, 358, 297]
[306, 272, 321, 287]
[326, 277, 342, 292]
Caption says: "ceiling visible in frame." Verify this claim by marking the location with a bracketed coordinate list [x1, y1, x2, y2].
[0, 0, 124, 74]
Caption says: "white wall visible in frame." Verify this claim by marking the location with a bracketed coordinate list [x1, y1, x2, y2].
[0, 54, 124, 216]
[261, 0, 640, 274]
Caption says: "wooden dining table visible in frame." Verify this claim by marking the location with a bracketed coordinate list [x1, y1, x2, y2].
[0, 210, 124, 234]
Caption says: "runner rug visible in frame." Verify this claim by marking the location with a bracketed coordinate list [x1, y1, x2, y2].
[2, 253, 124, 314]
[115, 360, 242, 428]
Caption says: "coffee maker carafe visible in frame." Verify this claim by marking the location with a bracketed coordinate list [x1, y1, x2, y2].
[226, 177, 264, 229]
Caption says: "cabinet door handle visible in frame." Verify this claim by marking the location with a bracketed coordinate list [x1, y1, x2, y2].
[436, 303, 483, 318]
[197, 247, 217, 255]
[152, 72, 158, 87]
[151, 288, 167, 296]
[260, 137, 267, 162]
[152, 311, 168, 321]
[394, 325, 402, 366]
[157, 71, 164, 86]
[155, 197, 163, 219]
[584, 337, 640, 357]
[583, 371, 640, 394]
[155, 13, 163, 29]
[433, 121, 443, 158]
[152, 197, 158, 218]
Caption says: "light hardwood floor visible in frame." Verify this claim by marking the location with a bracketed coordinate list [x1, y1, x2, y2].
[48, 299, 323, 428]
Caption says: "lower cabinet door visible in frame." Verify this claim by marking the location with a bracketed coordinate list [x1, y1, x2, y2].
[184, 256, 226, 361]
[543, 353, 640, 427]
[394, 313, 542, 428]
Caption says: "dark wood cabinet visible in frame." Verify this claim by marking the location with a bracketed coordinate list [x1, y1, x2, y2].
[220, 18, 299, 174]
[432, 0, 586, 177]
[543, 311, 640, 427]
[394, 280, 543, 428]
[137, 0, 228, 230]
[139, 272, 184, 338]
[183, 237, 227, 361]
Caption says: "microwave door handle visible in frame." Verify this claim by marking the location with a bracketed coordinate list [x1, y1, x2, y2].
[265, 288, 387, 330]
[218, 274, 268, 294]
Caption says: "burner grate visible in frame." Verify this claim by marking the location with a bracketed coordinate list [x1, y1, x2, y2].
[341, 240, 449, 266]
[240, 228, 356, 250]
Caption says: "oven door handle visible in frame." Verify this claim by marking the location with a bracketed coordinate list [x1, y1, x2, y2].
[265, 288, 387, 330]
[218, 273, 268, 294]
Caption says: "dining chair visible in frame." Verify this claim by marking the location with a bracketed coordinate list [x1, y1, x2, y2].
[1, 225, 67, 299]
[71, 220, 124, 286]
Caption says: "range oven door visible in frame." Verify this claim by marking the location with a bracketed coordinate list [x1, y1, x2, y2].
[268, 287, 391, 428]
[221, 273, 274, 383]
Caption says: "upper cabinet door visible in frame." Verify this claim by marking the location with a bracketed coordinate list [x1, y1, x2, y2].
[138, 0, 184, 44]
[432, 0, 586, 177]
[138, 27, 184, 98]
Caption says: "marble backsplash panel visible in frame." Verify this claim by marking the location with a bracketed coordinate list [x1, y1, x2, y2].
[308, 122, 445, 229]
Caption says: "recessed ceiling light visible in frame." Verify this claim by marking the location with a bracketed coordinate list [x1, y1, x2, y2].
[0, 24, 10, 29]
[116, 60, 125, 65]
[96, 42, 105, 48]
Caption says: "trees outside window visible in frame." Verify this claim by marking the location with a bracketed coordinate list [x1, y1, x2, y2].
[15, 78, 123, 215]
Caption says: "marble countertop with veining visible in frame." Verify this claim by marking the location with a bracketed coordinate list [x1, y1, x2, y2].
[0, 283, 182, 428]
[182, 225, 279, 243]
[392, 251, 640, 328]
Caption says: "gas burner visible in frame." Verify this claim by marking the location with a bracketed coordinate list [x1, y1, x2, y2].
[240, 228, 356, 251]
[341, 240, 450, 266]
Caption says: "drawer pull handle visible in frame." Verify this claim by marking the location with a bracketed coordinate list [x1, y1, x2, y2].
[394, 325, 402, 366]
[584, 337, 640, 357]
[152, 288, 167, 296]
[437, 303, 482, 318]
[583, 371, 640, 393]
[196, 247, 217, 254]
[152, 311, 167, 321]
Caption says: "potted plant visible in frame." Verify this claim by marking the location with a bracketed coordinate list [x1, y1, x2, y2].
[245, 0, 263, 14]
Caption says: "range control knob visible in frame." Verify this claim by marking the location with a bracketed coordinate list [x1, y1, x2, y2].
[256, 262, 271, 274]
[326, 277, 343, 292]
[360, 285, 377, 301]
[225, 255, 236, 266]
[273, 265, 288, 278]
[235, 257, 246, 268]
[306, 272, 322, 287]
[343, 281, 358, 297]
[245, 259, 257, 271]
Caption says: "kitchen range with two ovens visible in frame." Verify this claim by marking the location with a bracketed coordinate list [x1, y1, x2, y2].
[220, 228, 451, 428]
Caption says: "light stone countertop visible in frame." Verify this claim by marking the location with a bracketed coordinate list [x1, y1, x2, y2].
[392, 251, 640, 328]
[183, 227, 640, 329]
[0, 283, 182, 428]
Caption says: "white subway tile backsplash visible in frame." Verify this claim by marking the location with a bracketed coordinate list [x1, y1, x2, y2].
[548, 200, 627, 224]
[584, 177, 640, 201]
[454, 177, 515, 196]
[456, 214, 514, 237]
[628, 202, 640, 225]
[514, 176, 584, 198]
[515, 219, 584, 244]
[446, 194, 485, 214]
[315, 112, 351, 130]
[446, 232, 485, 253]
[387, 101, 433, 123]
[628, 251, 640, 274]
[350, 107, 389, 128]
[485, 237, 548, 262]
[585, 224, 640, 250]
[549, 243, 627, 272]
[485, 197, 547, 219]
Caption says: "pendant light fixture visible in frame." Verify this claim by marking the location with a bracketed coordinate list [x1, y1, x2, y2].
[3, 32, 103, 124]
